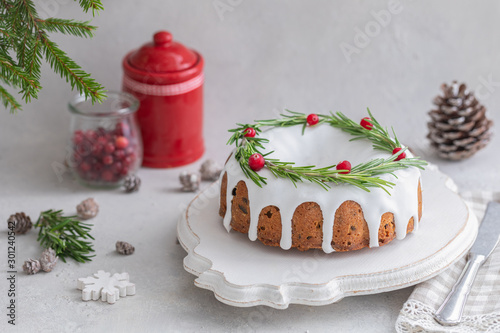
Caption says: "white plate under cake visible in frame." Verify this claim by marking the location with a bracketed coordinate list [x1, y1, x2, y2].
[177, 165, 476, 308]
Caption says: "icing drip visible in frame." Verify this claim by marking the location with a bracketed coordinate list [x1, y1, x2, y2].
[221, 124, 421, 253]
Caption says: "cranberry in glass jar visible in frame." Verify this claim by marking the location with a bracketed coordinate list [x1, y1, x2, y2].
[67, 91, 143, 188]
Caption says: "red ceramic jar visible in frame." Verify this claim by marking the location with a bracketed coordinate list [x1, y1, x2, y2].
[122, 31, 204, 168]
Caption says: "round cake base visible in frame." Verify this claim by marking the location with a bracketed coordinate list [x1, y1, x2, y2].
[177, 165, 477, 309]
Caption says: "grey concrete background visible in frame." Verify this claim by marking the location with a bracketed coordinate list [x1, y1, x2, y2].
[1, 0, 500, 332]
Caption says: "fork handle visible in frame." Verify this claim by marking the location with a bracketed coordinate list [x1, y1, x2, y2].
[434, 253, 486, 326]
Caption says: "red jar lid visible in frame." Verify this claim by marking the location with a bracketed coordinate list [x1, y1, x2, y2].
[123, 31, 203, 85]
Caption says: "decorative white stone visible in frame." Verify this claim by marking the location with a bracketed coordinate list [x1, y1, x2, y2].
[77, 270, 136, 304]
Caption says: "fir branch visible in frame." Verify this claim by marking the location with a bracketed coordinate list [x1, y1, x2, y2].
[35, 209, 95, 263]
[0, 84, 22, 112]
[13, 0, 39, 31]
[0, 0, 105, 111]
[77, 0, 104, 16]
[24, 35, 42, 78]
[36, 18, 96, 38]
[21, 35, 42, 101]
[227, 110, 427, 194]
[0, 27, 15, 47]
[16, 30, 30, 68]
[41, 35, 106, 103]
[0, 53, 40, 100]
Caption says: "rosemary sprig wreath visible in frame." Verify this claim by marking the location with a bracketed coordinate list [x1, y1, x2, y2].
[227, 109, 427, 194]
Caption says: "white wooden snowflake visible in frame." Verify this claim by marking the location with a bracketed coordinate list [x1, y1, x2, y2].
[77, 270, 136, 304]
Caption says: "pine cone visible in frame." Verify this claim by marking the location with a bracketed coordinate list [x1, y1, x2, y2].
[179, 171, 201, 192]
[116, 241, 135, 255]
[200, 160, 222, 181]
[76, 198, 99, 220]
[40, 248, 58, 272]
[428, 81, 493, 160]
[23, 259, 41, 275]
[124, 175, 141, 193]
[7, 212, 32, 234]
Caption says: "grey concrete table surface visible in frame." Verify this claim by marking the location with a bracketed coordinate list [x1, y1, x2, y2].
[2, 1, 500, 332]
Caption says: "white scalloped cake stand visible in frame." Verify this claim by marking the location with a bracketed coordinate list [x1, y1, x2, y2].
[177, 166, 477, 309]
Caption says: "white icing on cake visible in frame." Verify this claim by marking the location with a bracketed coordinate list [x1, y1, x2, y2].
[220, 124, 421, 253]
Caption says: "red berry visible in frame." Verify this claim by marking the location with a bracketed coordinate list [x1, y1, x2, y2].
[79, 161, 91, 172]
[101, 170, 114, 182]
[73, 130, 84, 145]
[110, 161, 123, 174]
[392, 147, 406, 161]
[120, 166, 129, 176]
[104, 142, 115, 154]
[114, 149, 126, 160]
[93, 162, 104, 172]
[84, 129, 98, 141]
[243, 127, 256, 138]
[102, 155, 114, 165]
[115, 122, 130, 136]
[307, 114, 319, 126]
[336, 160, 351, 174]
[75, 141, 92, 157]
[91, 143, 104, 156]
[360, 117, 373, 130]
[123, 156, 133, 167]
[248, 153, 265, 171]
[97, 136, 108, 145]
[86, 157, 98, 165]
[115, 136, 129, 149]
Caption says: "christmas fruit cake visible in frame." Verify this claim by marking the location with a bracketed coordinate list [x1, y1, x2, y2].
[218, 111, 426, 253]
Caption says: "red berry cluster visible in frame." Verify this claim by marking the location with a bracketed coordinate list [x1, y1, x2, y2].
[71, 123, 139, 184]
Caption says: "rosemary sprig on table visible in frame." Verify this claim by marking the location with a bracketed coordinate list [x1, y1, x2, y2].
[35, 209, 95, 263]
[227, 109, 427, 194]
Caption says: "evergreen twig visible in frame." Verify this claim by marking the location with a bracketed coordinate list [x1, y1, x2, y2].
[41, 35, 106, 102]
[36, 18, 96, 38]
[0, 85, 22, 111]
[0, 0, 105, 113]
[0, 53, 40, 101]
[78, 0, 104, 16]
[227, 110, 427, 194]
[35, 209, 95, 263]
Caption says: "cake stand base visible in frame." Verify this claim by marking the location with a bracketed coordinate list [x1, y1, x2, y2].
[177, 166, 477, 309]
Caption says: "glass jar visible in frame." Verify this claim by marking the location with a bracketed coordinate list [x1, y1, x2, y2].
[67, 91, 143, 188]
